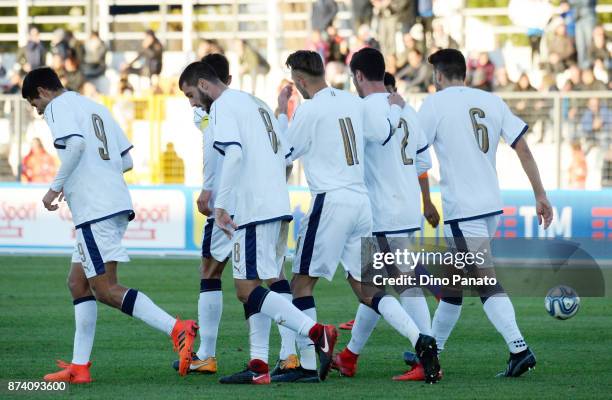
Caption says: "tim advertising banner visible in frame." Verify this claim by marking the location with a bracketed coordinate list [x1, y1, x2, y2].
[1, 184, 610, 258]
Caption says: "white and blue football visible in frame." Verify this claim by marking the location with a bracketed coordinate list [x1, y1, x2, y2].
[545, 285, 580, 320]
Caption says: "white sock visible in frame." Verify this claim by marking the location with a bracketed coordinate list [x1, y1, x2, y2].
[432, 300, 462, 352]
[377, 296, 420, 347]
[277, 293, 297, 360]
[482, 296, 526, 354]
[196, 290, 222, 359]
[347, 303, 380, 355]
[248, 313, 271, 363]
[130, 291, 176, 335]
[72, 298, 97, 365]
[400, 288, 432, 336]
[259, 291, 316, 336]
[295, 306, 317, 371]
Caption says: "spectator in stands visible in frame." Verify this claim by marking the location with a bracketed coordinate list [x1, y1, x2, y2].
[494, 67, 514, 92]
[384, 71, 397, 92]
[51, 53, 66, 84]
[123, 29, 163, 79]
[580, 97, 612, 147]
[577, 68, 607, 91]
[325, 25, 349, 64]
[82, 31, 107, 79]
[307, 30, 329, 61]
[346, 24, 379, 65]
[568, 141, 587, 189]
[196, 39, 224, 59]
[81, 81, 100, 100]
[351, 0, 373, 31]
[467, 52, 495, 92]
[50, 29, 70, 61]
[431, 19, 459, 50]
[311, 0, 338, 32]
[395, 33, 418, 72]
[544, 20, 576, 74]
[593, 58, 609, 86]
[589, 26, 610, 68]
[418, 0, 434, 48]
[570, 0, 597, 69]
[397, 0, 417, 34]
[21, 138, 57, 183]
[17, 26, 46, 73]
[512, 73, 540, 131]
[396, 48, 429, 92]
[63, 56, 85, 92]
[65, 30, 84, 63]
[559, 1, 576, 38]
[237, 39, 270, 94]
[161, 142, 185, 184]
[372, 0, 399, 61]
[3, 69, 23, 94]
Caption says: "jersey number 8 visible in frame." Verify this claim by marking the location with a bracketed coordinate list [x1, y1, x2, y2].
[92, 114, 110, 160]
[258, 108, 279, 154]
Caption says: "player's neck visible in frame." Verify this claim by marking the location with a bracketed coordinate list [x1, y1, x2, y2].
[439, 80, 465, 90]
[309, 82, 328, 98]
[362, 81, 387, 96]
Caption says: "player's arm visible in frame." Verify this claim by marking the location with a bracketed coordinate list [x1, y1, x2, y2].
[513, 137, 552, 229]
[500, 99, 553, 229]
[197, 129, 215, 216]
[416, 97, 438, 145]
[214, 144, 241, 237]
[364, 96, 403, 144]
[121, 152, 133, 172]
[44, 135, 86, 211]
[418, 172, 440, 228]
[277, 96, 310, 161]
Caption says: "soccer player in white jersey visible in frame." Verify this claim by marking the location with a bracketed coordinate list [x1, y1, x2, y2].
[21, 67, 198, 383]
[418, 49, 553, 377]
[332, 47, 439, 382]
[177, 55, 300, 377]
[178, 61, 337, 384]
[277, 50, 440, 384]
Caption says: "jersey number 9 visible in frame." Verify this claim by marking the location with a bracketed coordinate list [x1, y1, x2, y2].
[258, 108, 279, 154]
[92, 114, 110, 160]
[469, 108, 489, 153]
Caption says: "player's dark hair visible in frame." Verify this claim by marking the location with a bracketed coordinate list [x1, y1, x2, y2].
[201, 53, 230, 84]
[384, 72, 396, 90]
[350, 47, 385, 81]
[21, 67, 64, 100]
[178, 61, 220, 89]
[428, 48, 467, 81]
[285, 50, 325, 77]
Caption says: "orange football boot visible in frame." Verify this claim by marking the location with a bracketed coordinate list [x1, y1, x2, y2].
[43, 360, 92, 384]
[393, 364, 443, 381]
[171, 318, 199, 376]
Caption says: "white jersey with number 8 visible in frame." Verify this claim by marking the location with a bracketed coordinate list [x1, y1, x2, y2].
[44, 91, 133, 228]
[417, 86, 528, 224]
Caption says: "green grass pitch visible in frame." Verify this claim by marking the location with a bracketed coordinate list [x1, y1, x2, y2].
[1, 256, 611, 399]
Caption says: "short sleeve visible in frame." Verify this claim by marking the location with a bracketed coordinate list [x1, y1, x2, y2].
[285, 104, 312, 161]
[417, 97, 438, 145]
[212, 101, 241, 155]
[500, 98, 528, 148]
[45, 97, 83, 149]
[106, 112, 133, 156]
[203, 126, 215, 190]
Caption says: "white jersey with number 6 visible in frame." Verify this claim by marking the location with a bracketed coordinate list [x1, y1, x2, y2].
[211, 88, 292, 228]
[44, 91, 133, 228]
[417, 86, 528, 224]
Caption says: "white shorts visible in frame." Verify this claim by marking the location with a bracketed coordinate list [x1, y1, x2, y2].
[71, 214, 130, 279]
[443, 215, 499, 268]
[231, 220, 287, 280]
[202, 218, 232, 262]
[292, 189, 372, 281]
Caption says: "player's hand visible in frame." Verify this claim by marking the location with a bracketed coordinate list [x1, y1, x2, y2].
[278, 84, 292, 115]
[196, 190, 213, 216]
[214, 208, 238, 239]
[42, 189, 61, 211]
[388, 92, 405, 108]
[536, 194, 553, 229]
[423, 200, 440, 228]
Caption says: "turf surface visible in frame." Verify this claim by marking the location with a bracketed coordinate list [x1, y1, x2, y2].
[1, 256, 611, 399]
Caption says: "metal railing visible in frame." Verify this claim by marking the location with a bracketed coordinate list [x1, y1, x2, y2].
[1, 91, 611, 190]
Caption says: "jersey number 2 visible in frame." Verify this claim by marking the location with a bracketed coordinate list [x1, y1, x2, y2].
[339, 118, 359, 166]
[398, 118, 413, 165]
[92, 114, 110, 160]
[469, 108, 489, 153]
[258, 108, 279, 154]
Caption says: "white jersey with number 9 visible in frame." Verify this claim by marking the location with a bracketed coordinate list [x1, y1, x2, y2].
[44, 91, 133, 228]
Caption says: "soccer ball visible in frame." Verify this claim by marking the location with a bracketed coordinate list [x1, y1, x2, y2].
[545, 285, 580, 320]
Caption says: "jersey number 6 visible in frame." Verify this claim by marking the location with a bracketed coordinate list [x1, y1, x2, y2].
[469, 108, 489, 153]
[258, 108, 279, 154]
[92, 114, 110, 160]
